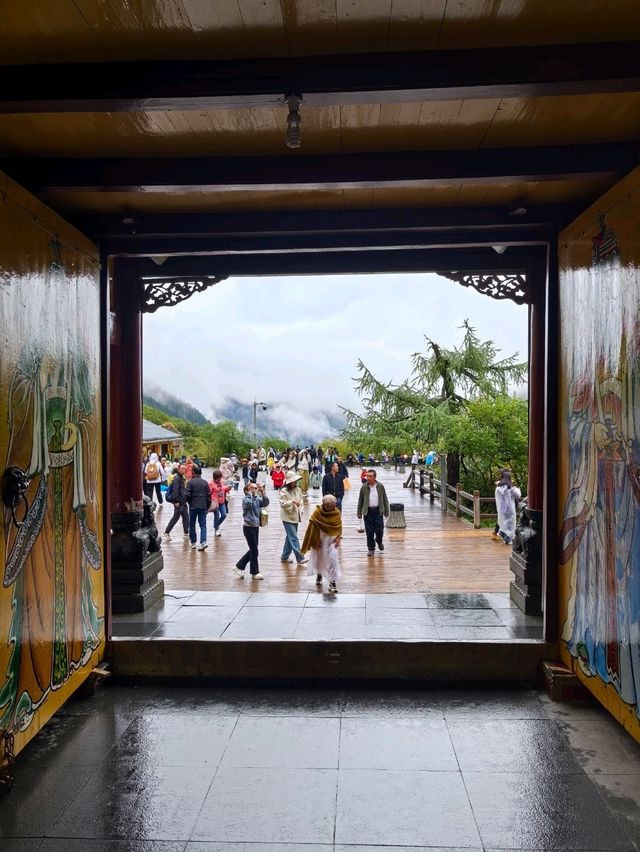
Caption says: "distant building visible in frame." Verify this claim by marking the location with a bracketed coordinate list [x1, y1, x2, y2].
[142, 419, 182, 459]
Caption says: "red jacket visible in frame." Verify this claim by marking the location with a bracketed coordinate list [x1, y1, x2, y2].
[272, 469, 285, 487]
[209, 480, 231, 506]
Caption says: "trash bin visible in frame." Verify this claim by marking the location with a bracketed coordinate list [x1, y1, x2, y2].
[387, 502, 406, 529]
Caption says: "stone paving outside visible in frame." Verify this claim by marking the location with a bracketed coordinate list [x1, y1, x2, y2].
[112, 589, 543, 641]
[3, 683, 640, 849]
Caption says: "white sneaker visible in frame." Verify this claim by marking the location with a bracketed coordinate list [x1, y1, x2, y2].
[252, 572, 264, 580]
[215, 530, 222, 537]
[190, 543, 197, 549]
[233, 567, 245, 578]
[298, 557, 309, 565]
[197, 542, 208, 551]
[163, 533, 171, 541]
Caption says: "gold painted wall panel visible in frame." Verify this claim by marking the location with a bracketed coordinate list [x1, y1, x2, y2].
[558, 165, 640, 742]
[0, 173, 104, 756]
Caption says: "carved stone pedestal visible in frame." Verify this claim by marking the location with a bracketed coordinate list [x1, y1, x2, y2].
[111, 498, 164, 613]
[509, 506, 543, 615]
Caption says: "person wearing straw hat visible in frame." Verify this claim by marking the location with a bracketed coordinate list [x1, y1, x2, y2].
[279, 469, 309, 566]
[301, 494, 343, 593]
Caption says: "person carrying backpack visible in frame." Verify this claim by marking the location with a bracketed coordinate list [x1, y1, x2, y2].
[143, 452, 164, 505]
[163, 465, 189, 540]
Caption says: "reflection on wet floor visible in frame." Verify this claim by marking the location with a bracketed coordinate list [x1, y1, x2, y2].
[112, 590, 544, 641]
[2, 683, 640, 849]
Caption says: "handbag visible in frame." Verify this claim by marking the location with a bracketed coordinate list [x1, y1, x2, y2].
[343, 477, 351, 491]
[259, 508, 269, 527]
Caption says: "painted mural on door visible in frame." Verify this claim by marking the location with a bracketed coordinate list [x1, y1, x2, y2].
[559, 167, 640, 738]
[0, 173, 104, 753]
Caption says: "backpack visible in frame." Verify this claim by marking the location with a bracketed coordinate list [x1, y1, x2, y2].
[145, 462, 160, 481]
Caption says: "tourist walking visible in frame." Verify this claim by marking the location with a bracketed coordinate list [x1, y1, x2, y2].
[494, 469, 521, 545]
[186, 465, 211, 550]
[234, 481, 269, 579]
[279, 470, 308, 566]
[302, 494, 343, 593]
[322, 461, 346, 511]
[357, 469, 390, 556]
[298, 448, 311, 496]
[143, 452, 164, 505]
[163, 464, 189, 540]
[210, 469, 231, 537]
[272, 462, 285, 490]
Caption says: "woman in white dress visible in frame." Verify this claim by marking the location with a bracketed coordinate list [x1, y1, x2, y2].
[301, 494, 343, 593]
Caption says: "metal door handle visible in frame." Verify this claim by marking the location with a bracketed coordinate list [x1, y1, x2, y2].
[2, 466, 31, 529]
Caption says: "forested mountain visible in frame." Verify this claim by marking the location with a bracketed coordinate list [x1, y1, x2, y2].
[143, 388, 209, 426]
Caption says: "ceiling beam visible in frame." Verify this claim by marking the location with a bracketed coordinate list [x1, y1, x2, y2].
[2, 42, 640, 113]
[102, 228, 552, 258]
[79, 203, 580, 240]
[4, 144, 632, 194]
[125, 246, 545, 280]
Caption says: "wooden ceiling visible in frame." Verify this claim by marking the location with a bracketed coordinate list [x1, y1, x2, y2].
[1, 1, 640, 247]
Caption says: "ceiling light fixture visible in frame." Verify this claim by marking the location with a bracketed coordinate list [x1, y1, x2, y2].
[284, 94, 303, 149]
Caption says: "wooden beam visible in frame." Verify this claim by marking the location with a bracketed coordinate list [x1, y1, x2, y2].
[79, 204, 580, 240]
[4, 144, 632, 194]
[2, 42, 640, 113]
[103, 227, 552, 259]
[126, 246, 545, 279]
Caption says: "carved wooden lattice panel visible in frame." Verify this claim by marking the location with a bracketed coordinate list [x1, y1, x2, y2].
[440, 272, 529, 304]
[142, 276, 228, 313]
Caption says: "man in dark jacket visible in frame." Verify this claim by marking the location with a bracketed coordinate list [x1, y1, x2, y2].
[163, 465, 189, 541]
[357, 469, 390, 556]
[322, 461, 345, 512]
[186, 465, 211, 551]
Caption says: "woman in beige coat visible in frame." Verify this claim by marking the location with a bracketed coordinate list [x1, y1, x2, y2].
[279, 469, 308, 566]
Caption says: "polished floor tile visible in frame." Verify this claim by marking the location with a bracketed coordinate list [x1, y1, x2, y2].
[245, 592, 309, 607]
[17, 713, 133, 769]
[340, 689, 443, 717]
[304, 593, 366, 608]
[191, 768, 337, 843]
[448, 718, 584, 773]
[221, 716, 340, 768]
[432, 608, 503, 626]
[340, 717, 458, 770]
[426, 593, 492, 609]
[464, 771, 635, 850]
[436, 625, 512, 640]
[0, 765, 96, 838]
[49, 763, 215, 840]
[439, 689, 550, 719]
[110, 714, 237, 766]
[39, 841, 187, 851]
[365, 593, 429, 609]
[183, 591, 251, 607]
[335, 769, 481, 847]
[558, 718, 640, 775]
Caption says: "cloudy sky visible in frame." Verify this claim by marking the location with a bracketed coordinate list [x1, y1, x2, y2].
[143, 272, 528, 441]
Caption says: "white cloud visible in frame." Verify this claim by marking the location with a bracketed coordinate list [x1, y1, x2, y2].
[143, 272, 528, 432]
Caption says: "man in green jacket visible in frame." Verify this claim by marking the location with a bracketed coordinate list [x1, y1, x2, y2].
[357, 469, 390, 557]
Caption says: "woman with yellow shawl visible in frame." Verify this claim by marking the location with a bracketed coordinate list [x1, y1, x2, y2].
[301, 494, 343, 593]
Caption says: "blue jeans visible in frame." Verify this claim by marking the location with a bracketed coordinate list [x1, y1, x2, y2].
[281, 522, 304, 563]
[213, 501, 228, 531]
[189, 507, 208, 544]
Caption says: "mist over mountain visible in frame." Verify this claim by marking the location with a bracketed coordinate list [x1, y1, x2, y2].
[143, 383, 210, 426]
[211, 397, 345, 446]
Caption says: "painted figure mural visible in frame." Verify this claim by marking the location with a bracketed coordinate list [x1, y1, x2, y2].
[0, 236, 103, 733]
[559, 213, 640, 718]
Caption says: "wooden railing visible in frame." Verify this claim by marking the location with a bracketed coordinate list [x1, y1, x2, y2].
[407, 468, 497, 529]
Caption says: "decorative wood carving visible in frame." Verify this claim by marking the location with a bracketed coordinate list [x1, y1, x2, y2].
[142, 276, 227, 313]
[440, 272, 529, 304]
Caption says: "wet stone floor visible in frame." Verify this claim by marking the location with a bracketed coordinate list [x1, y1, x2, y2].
[112, 590, 543, 641]
[2, 684, 640, 850]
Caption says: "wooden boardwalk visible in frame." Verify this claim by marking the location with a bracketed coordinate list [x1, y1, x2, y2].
[156, 467, 512, 594]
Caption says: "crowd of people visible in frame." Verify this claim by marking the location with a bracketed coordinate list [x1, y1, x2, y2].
[141, 445, 392, 593]
[141, 445, 523, 590]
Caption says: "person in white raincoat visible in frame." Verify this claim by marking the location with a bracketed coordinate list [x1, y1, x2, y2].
[494, 469, 521, 545]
